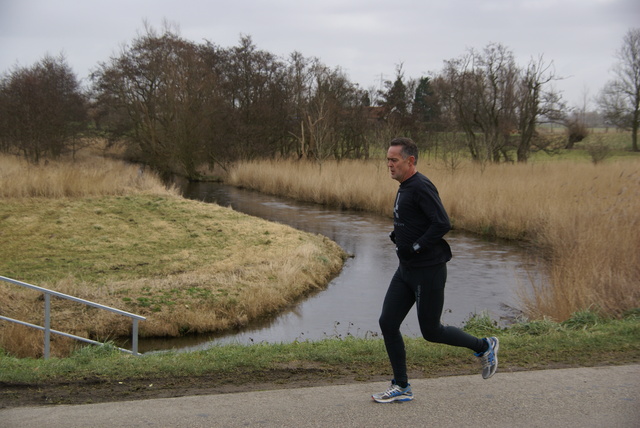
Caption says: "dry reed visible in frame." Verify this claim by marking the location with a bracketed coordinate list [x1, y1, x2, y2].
[0, 154, 176, 198]
[227, 159, 397, 213]
[228, 158, 640, 321]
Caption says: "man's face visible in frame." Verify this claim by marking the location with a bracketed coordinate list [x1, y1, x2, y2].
[386, 145, 414, 182]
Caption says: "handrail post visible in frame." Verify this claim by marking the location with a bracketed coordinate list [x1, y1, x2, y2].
[44, 293, 51, 360]
[1, 275, 145, 357]
[132, 319, 139, 356]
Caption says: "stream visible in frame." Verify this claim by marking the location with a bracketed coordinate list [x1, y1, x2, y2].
[137, 183, 542, 352]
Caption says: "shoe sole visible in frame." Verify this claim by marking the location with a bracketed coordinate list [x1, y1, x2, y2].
[372, 395, 414, 403]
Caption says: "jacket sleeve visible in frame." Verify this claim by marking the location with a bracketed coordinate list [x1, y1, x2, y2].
[413, 182, 451, 249]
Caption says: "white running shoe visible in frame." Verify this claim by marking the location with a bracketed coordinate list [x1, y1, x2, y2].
[475, 336, 499, 379]
[371, 381, 414, 403]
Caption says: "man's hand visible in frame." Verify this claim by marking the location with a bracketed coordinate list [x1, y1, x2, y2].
[395, 245, 415, 261]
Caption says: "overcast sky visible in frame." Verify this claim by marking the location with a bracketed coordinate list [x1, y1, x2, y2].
[1, 0, 639, 108]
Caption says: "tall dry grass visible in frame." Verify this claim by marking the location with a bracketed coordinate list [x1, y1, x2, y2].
[227, 159, 398, 213]
[0, 154, 176, 198]
[228, 158, 640, 321]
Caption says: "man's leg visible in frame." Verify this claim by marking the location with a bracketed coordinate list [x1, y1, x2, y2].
[413, 263, 499, 378]
[414, 263, 486, 352]
[378, 267, 415, 386]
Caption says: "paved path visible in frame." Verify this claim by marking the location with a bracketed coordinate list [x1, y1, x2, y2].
[2, 365, 639, 427]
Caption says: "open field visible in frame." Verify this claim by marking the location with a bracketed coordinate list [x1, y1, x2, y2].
[0, 154, 346, 357]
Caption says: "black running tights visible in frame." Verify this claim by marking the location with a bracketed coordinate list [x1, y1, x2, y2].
[378, 263, 486, 385]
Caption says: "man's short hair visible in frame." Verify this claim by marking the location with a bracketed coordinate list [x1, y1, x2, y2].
[390, 137, 418, 164]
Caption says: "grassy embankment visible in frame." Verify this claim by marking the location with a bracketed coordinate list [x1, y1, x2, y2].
[1, 310, 638, 407]
[0, 154, 346, 358]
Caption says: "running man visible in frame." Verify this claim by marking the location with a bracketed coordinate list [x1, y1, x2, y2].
[372, 137, 499, 403]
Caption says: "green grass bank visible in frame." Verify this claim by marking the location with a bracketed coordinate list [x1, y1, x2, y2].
[1, 311, 638, 407]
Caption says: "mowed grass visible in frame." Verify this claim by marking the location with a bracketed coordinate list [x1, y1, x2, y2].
[0, 155, 346, 357]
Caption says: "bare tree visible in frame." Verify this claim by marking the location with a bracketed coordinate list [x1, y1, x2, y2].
[438, 43, 519, 163]
[284, 51, 316, 158]
[305, 64, 349, 162]
[597, 28, 640, 151]
[91, 24, 217, 179]
[433, 44, 566, 163]
[564, 115, 589, 149]
[0, 54, 87, 162]
[217, 35, 289, 160]
[516, 55, 565, 161]
[285, 56, 368, 162]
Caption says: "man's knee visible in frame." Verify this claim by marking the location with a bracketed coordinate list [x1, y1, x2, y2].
[379, 316, 401, 336]
[421, 324, 444, 343]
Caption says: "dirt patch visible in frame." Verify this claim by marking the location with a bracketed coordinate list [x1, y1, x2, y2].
[0, 368, 384, 409]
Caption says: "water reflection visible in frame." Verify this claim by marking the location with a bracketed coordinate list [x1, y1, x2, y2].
[138, 183, 542, 352]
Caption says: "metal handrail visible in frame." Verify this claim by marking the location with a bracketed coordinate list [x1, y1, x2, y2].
[0, 275, 146, 359]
